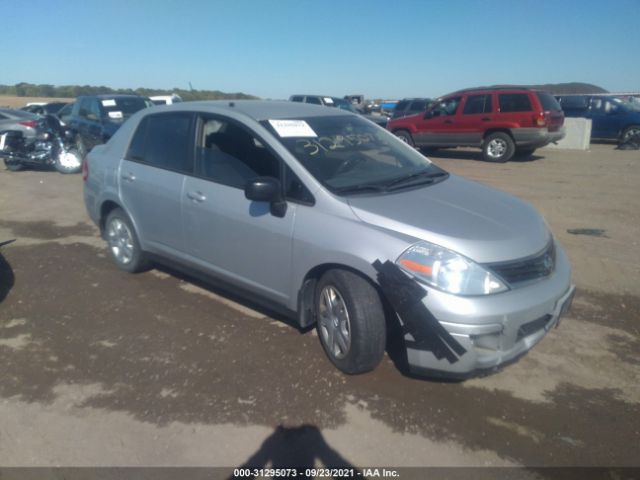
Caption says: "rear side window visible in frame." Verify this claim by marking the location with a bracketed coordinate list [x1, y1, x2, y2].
[290, 96, 304, 102]
[127, 113, 193, 174]
[498, 94, 532, 112]
[463, 94, 492, 114]
[306, 97, 322, 105]
[395, 100, 409, 111]
[536, 92, 561, 111]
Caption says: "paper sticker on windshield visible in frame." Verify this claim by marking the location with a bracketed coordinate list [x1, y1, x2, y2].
[108, 111, 123, 119]
[269, 120, 317, 138]
[323, 97, 334, 104]
[101, 99, 117, 107]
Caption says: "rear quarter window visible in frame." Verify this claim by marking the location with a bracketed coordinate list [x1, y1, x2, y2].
[536, 92, 562, 111]
[498, 93, 532, 112]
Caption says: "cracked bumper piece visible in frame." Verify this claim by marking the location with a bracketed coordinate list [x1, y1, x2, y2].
[406, 244, 574, 379]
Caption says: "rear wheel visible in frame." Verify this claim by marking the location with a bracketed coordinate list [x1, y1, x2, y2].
[394, 130, 415, 147]
[483, 132, 515, 162]
[3, 159, 22, 172]
[315, 269, 386, 374]
[104, 208, 149, 273]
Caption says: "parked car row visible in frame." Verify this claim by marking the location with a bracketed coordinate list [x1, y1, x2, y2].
[387, 87, 566, 162]
[555, 94, 640, 143]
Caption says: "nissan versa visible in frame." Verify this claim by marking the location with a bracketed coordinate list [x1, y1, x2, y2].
[83, 101, 575, 378]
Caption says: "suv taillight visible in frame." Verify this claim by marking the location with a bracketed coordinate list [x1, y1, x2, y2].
[19, 120, 38, 128]
[82, 159, 89, 181]
[534, 112, 548, 127]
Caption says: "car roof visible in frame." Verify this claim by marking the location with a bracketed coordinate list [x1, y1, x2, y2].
[151, 100, 353, 121]
[0, 108, 39, 119]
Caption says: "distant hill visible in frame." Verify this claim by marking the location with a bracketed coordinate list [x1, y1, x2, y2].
[0, 83, 258, 101]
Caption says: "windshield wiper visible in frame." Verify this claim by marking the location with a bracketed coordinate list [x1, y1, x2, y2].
[333, 183, 389, 195]
[385, 170, 448, 190]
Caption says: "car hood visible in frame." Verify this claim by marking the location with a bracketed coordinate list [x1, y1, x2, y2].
[347, 174, 551, 264]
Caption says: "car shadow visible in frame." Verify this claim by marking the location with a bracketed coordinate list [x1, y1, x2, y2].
[152, 261, 307, 332]
[425, 148, 545, 163]
[0, 242, 16, 303]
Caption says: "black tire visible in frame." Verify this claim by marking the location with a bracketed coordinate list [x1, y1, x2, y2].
[621, 125, 640, 143]
[104, 208, 150, 273]
[482, 132, 515, 163]
[394, 130, 415, 147]
[76, 136, 88, 161]
[3, 159, 22, 172]
[54, 148, 82, 174]
[514, 147, 536, 159]
[315, 269, 386, 374]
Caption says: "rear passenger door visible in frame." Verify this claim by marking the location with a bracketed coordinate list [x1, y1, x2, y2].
[120, 112, 194, 256]
[589, 98, 623, 139]
[182, 114, 296, 303]
[457, 94, 493, 146]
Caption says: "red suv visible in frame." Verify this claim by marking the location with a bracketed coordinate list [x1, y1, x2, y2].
[387, 88, 565, 162]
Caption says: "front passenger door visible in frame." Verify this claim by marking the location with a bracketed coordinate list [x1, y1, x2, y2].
[182, 114, 295, 303]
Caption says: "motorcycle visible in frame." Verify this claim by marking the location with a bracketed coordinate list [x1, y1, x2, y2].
[0, 115, 83, 174]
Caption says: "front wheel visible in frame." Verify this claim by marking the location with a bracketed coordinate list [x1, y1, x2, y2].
[394, 130, 415, 147]
[104, 208, 150, 273]
[621, 125, 640, 143]
[315, 269, 386, 374]
[483, 132, 515, 162]
[55, 148, 82, 174]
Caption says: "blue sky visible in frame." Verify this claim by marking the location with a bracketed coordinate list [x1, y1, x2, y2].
[1, 0, 639, 99]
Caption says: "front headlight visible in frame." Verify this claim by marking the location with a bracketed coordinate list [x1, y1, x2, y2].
[396, 241, 508, 296]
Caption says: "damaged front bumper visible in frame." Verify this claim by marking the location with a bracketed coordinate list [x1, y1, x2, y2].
[404, 244, 575, 379]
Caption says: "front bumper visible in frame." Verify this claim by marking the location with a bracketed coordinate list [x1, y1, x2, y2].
[405, 243, 574, 378]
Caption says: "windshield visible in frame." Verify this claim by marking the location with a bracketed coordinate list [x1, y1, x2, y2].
[101, 97, 152, 122]
[262, 115, 447, 194]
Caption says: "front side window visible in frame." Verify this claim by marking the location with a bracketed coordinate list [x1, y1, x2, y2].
[262, 115, 447, 194]
[430, 97, 461, 117]
[127, 113, 193, 173]
[498, 93, 532, 112]
[463, 95, 492, 115]
[305, 97, 322, 105]
[196, 116, 280, 189]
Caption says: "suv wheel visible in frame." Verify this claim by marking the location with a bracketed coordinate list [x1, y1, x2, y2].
[104, 208, 150, 273]
[394, 130, 415, 147]
[483, 132, 515, 163]
[315, 269, 386, 374]
[621, 126, 640, 143]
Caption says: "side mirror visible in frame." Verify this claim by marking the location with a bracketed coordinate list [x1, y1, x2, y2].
[424, 110, 434, 119]
[244, 176, 287, 217]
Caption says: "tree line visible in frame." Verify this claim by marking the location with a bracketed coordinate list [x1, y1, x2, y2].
[0, 83, 258, 101]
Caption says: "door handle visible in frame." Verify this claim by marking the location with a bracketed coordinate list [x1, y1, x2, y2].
[481, 117, 492, 121]
[187, 190, 207, 202]
[444, 120, 453, 124]
[121, 172, 136, 182]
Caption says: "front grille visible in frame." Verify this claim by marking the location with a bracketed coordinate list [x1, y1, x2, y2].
[516, 314, 552, 342]
[487, 241, 555, 286]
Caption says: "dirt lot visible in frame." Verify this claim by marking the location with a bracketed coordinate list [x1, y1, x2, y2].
[0, 144, 639, 472]
[0, 95, 73, 109]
